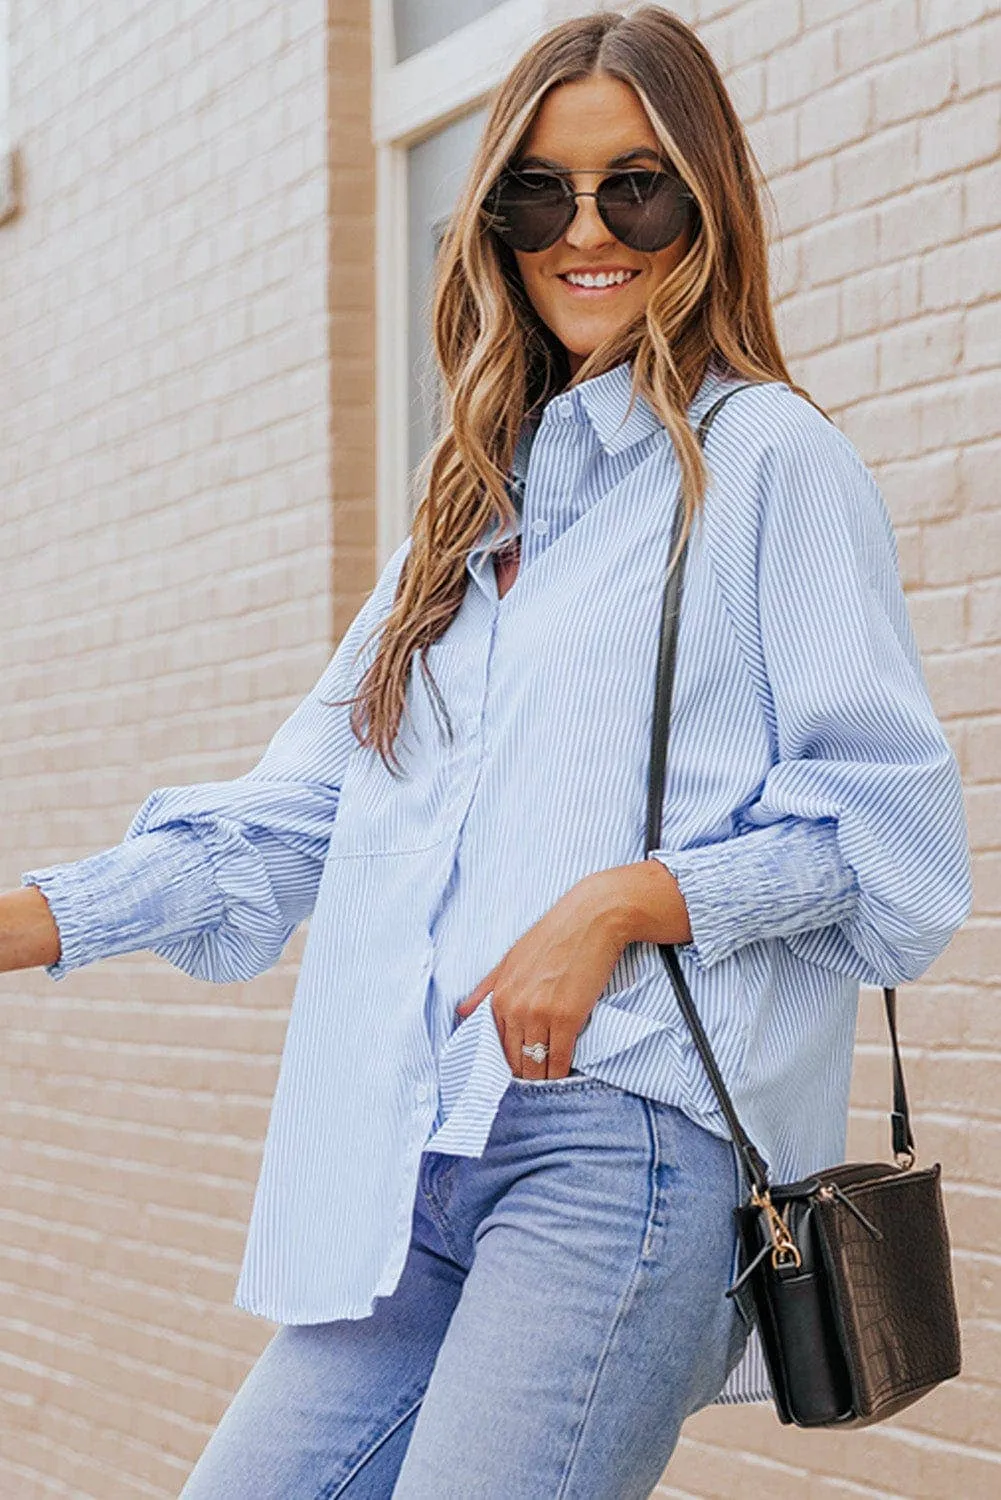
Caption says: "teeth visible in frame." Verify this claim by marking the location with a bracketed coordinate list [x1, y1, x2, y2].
[564, 270, 637, 288]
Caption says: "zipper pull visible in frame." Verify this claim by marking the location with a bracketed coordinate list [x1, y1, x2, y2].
[818, 1183, 884, 1240]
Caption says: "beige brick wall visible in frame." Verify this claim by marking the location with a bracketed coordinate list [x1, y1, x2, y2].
[0, 0, 997, 1495]
[657, 1, 1001, 1495]
[0, 1, 374, 1494]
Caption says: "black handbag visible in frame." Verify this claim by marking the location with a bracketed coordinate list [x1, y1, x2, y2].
[645, 380, 963, 1428]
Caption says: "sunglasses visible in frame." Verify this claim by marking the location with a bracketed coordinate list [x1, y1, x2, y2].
[483, 166, 696, 254]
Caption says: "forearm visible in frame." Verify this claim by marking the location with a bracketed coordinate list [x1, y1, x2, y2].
[649, 820, 859, 969]
[587, 860, 693, 948]
[19, 830, 225, 981]
[592, 819, 861, 973]
[0, 886, 62, 973]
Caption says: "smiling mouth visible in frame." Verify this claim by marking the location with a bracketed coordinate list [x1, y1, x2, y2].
[558, 269, 642, 293]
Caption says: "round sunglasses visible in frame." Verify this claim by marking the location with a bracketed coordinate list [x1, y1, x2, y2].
[483, 166, 696, 254]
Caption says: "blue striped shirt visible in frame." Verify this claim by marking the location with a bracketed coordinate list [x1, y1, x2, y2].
[21, 357, 972, 1405]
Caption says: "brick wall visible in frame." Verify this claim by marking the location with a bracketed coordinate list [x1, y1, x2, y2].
[0, 2, 372, 1494]
[1, 0, 997, 1495]
[657, 1, 1001, 1495]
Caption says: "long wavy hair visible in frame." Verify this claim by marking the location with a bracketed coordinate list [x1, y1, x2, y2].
[324, 4, 827, 775]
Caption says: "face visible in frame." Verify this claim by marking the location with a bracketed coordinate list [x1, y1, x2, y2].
[509, 73, 693, 378]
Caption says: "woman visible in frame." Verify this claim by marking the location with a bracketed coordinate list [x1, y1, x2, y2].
[3, 8, 971, 1497]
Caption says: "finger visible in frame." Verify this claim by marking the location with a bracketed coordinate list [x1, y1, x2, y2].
[457, 975, 499, 1020]
[520, 1028, 551, 1081]
[505, 1019, 526, 1078]
[456, 984, 484, 1019]
[545, 1028, 576, 1080]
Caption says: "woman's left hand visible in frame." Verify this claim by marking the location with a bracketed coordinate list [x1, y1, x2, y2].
[454, 871, 632, 1080]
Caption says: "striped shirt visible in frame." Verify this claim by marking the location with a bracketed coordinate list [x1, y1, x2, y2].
[21, 356, 972, 1405]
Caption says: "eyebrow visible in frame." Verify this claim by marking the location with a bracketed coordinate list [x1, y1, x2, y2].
[514, 148, 667, 170]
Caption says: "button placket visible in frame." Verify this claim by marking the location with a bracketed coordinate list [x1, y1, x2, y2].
[516, 400, 595, 566]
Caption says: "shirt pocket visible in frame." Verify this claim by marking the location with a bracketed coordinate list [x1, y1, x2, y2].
[325, 737, 453, 858]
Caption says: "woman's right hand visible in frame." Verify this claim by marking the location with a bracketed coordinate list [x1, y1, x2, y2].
[0, 886, 61, 973]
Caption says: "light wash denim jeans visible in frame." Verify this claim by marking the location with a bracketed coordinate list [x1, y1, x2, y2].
[179, 1073, 748, 1499]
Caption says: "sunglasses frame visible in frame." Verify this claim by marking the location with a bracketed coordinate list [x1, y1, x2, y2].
[483, 163, 697, 254]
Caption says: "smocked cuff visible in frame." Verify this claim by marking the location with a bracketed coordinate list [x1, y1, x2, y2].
[647, 818, 860, 970]
[20, 829, 222, 981]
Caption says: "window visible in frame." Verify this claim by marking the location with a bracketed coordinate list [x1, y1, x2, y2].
[393, 1, 511, 65]
[406, 108, 489, 481]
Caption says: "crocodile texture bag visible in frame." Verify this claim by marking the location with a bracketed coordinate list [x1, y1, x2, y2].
[647, 383, 962, 1428]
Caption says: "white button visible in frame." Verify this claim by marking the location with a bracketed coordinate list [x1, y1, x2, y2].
[416, 1084, 430, 1103]
[531, 518, 548, 535]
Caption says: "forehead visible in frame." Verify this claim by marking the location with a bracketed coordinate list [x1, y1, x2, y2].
[519, 74, 659, 163]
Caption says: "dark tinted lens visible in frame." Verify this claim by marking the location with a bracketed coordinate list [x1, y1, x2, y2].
[485, 171, 573, 252]
[597, 170, 693, 252]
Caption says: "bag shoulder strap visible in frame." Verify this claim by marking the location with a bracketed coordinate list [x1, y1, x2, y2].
[645, 378, 915, 1193]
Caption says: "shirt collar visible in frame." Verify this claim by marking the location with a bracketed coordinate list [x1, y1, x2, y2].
[493, 354, 739, 553]
[546, 354, 738, 458]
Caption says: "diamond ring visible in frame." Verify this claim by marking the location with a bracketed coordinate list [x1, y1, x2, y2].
[522, 1041, 549, 1064]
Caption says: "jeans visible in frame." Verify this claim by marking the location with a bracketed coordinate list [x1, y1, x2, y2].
[178, 1073, 748, 1499]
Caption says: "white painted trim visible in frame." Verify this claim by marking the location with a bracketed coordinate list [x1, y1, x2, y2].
[371, 0, 395, 83]
[0, 0, 14, 225]
[374, 141, 412, 570]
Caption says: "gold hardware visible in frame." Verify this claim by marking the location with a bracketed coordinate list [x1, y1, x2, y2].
[751, 1185, 802, 1270]
[895, 1149, 915, 1171]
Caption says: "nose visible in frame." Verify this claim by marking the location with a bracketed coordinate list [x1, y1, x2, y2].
[563, 190, 615, 250]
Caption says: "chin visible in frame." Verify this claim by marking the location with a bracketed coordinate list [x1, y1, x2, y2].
[559, 324, 629, 357]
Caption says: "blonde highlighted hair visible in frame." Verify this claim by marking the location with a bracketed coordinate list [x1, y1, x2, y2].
[325, 4, 827, 774]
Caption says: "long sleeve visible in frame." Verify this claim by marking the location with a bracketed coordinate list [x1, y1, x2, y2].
[648, 405, 972, 983]
[21, 538, 412, 983]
